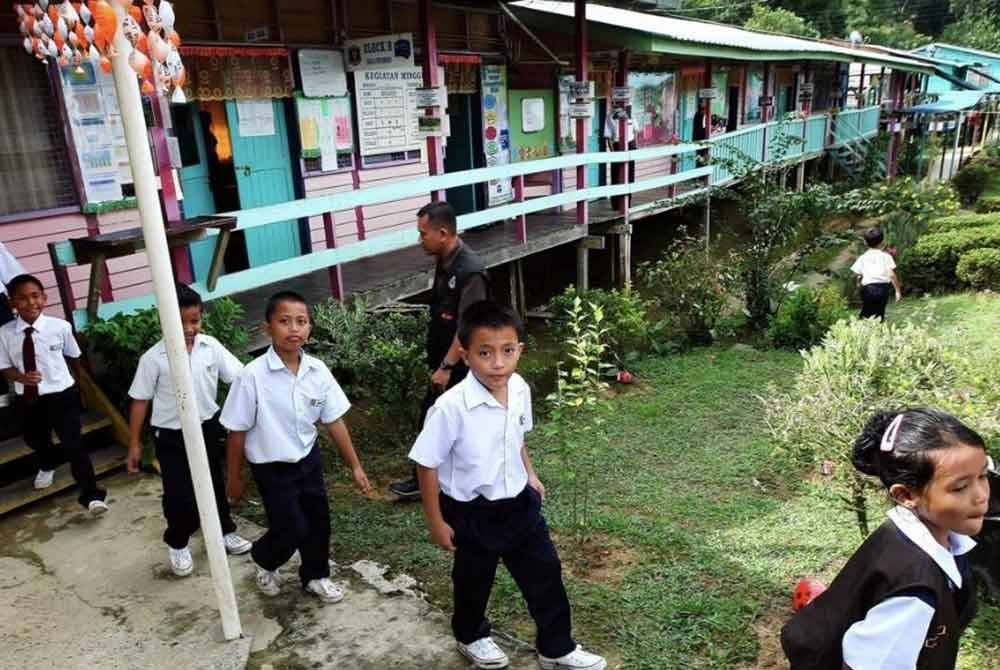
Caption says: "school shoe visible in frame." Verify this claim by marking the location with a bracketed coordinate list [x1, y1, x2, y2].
[388, 477, 421, 500]
[87, 500, 110, 517]
[456, 637, 509, 669]
[223, 532, 253, 555]
[538, 646, 607, 670]
[304, 578, 345, 604]
[168, 546, 194, 577]
[256, 567, 282, 597]
[34, 469, 55, 490]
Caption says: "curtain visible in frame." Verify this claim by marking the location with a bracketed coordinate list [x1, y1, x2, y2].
[180, 47, 294, 101]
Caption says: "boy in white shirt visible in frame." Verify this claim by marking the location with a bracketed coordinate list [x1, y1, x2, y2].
[127, 284, 252, 577]
[851, 226, 902, 320]
[410, 300, 606, 670]
[221, 290, 372, 604]
[0, 274, 108, 515]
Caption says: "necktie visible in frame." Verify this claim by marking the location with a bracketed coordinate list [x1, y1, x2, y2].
[23, 326, 38, 402]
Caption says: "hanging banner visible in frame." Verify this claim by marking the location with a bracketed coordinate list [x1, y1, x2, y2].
[60, 63, 125, 204]
[481, 64, 513, 207]
[299, 49, 348, 98]
[344, 33, 415, 72]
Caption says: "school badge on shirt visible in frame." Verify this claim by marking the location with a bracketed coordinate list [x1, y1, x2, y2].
[448, 275, 456, 290]
[309, 398, 326, 407]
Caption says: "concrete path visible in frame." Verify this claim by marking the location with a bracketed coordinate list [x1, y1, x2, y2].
[0, 472, 538, 670]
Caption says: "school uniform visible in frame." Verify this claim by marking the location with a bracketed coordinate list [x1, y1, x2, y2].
[0, 242, 26, 326]
[604, 113, 637, 209]
[409, 372, 576, 659]
[128, 335, 243, 550]
[0, 314, 105, 507]
[851, 248, 896, 320]
[782, 506, 978, 670]
[219, 347, 350, 584]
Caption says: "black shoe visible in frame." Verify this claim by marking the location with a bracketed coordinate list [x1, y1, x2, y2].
[389, 477, 421, 500]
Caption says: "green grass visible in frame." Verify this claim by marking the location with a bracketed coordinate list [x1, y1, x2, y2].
[241, 292, 1000, 669]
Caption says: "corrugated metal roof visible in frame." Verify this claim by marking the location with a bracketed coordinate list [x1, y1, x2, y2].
[903, 91, 986, 114]
[916, 43, 1000, 64]
[511, 1, 935, 73]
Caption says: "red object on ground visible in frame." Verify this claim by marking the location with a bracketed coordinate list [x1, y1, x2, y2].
[793, 578, 827, 612]
[617, 370, 633, 384]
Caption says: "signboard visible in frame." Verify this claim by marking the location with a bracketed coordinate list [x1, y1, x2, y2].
[570, 81, 593, 100]
[414, 86, 445, 109]
[246, 26, 270, 42]
[417, 115, 444, 137]
[481, 64, 513, 206]
[354, 67, 426, 156]
[299, 49, 348, 98]
[60, 63, 125, 203]
[612, 86, 632, 102]
[699, 88, 719, 99]
[568, 102, 593, 118]
[344, 33, 414, 72]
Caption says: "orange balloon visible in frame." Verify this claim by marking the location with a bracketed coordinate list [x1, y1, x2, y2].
[128, 5, 142, 26]
[99, 55, 112, 73]
[173, 67, 186, 88]
[168, 31, 181, 48]
[47, 5, 58, 26]
[136, 32, 148, 55]
[75, 23, 88, 50]
[141, 79, 155, 96]
[54, 31, 65, 51]
[142, 60, 153, 82]
[92, 1, 117, 47]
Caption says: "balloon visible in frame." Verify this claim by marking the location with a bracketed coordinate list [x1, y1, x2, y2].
[99, 55, 112, 73]
[142, 3, 159, 31]
[88, 44, 100, 67]
[78, 2, 90, 25]
[38, 0, 48, 10]
[128, 4, 141, 25]
[41, 14, 53, 37]
[84, 25, 94, 43]
[172, 64, 186, 88]
[170, 86, 186, 104]
[148, 30, 168, 63]
[22, 36, 32, 54]
[792, 578, 827, 612]
[91, 0, 116, 51]
[15, 4, 25, 18]
[141, 78, 155, 96]
[47, 4, 57, 26]
[53, 28, 64, 51]
[18, 18, 27, 36]
[128, 47, 149, 75]
[135, 31, 147, 55]
[159, 0, 175, 33]
[56, 16, 67, 39]
[46, 39, 58, 58]
[61, 1, 79, 29]
[74, 23, 86, 48]
[121, 14, 140, 45]
[68, 30, 77, 47]
[168, 30, 181, 48]
[33, 20, 42, 37]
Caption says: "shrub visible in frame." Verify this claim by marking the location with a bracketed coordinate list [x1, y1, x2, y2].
[549, 286, 650, 364]
[842, 177, 960, 225]
[767, 286, 852, 350]
[951, 163, 998, 206]
[927, 212, 1000, 234]
[956, 248, 1000, 290]
[84, 297, 250, 411]
[637, 236, 740, 344]
[898, 224, 1000, 291]
[976, 195, 1000, 214]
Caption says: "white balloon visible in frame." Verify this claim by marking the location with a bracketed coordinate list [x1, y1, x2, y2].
[19, 20, 28, 36]
[159, 1, 176, 32]
[15, 5, 25, 18]
[47, 41, 58, 58]
[57, 17, 67, 39]
[85, 25, 94, 42]
[89, 44, 101, 67]
[60, 1, 79, 29]
[171, 86, 187, 105]
[23, 36, 33, 54]
[41, 15, 53, 37]
[33, 22, 43, 38]
[38, 0, 49, 11]
[80, 4, 91, 25]
[61, 43, 72, 59]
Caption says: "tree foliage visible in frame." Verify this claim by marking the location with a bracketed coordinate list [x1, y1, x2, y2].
[744, 5, 819, 38]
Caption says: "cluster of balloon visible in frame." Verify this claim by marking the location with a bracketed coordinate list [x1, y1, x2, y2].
[15, 0, 186, 102]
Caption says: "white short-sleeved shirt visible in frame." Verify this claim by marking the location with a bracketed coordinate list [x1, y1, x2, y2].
[409, 372, 533, 502]
[841, 506, 977, 669]
[851, 249, 896, 286]
[0, 314, 80, 395]
[128, 334, 243, 430]
[219, 347, 350, 464]
[0, 242, 26, 297]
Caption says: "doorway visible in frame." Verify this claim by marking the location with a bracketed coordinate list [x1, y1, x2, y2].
[445, 93, 482, 216]
[727, 86, 740, 132]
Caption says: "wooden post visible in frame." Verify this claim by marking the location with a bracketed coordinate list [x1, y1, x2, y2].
[951, 112, 964, 179]
[576, 239, 589, 290]
[510, 259, 526, 318]
[322, 211, 344, 301]
[856, 64, 866, 108]
[575, 0, 588, 225]
[419, 0, 444, 202]
[619, 224, 632, 290]
[615, 49, 629, 215]
[513, 174, 527, 242]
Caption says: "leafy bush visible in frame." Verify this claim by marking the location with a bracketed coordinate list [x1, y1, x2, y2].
[549, 286, 650, 364]
[842, 178, 960, 227]
[956, 248, 1000, 290]
[927, 211, 1000, 234]
[309, 298, 429, 449]
[898, 224, 1000, 291]
[637, 237, 740, 344]
[84, 298, 250, 411]
[767, 286, 852, 350]
[951, 163, 998, 206]
[976, 195, 1000, 214]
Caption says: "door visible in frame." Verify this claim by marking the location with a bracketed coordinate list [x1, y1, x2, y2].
[225, 99, 301, 267]
[445, 94, 478, 216]
[171, 103, 217, 280]
[727, 86, 740, 132]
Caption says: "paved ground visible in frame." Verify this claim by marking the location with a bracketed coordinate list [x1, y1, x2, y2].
[0, 472, 538, 670]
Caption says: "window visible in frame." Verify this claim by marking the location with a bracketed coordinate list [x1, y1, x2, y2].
[0, 48, 77, 217]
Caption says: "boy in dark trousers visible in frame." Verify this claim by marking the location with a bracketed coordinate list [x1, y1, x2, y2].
[410, 301, 606, 670]
[222, 291, 372, 603]
[0, 274, 108, 514]
[127, 284, 252, 577]
[851, 226, 902, 320]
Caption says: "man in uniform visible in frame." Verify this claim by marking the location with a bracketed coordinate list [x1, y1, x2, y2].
[389, 201, 488, 500]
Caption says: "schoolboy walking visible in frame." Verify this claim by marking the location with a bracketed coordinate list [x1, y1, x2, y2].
[221, 290, 372, 603]
[127, 283, 253, 577]
[851, 226, 902, 320]
[0, 274, 108, 514]
[410, 300, 606, 670]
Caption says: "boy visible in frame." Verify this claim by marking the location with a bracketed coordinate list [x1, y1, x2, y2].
[221, 290, 372, 603]
[410, 300, 606, 670]
[851, 226, 902, 321]
[127, 283, 253, 577]
[0, 274, 108, 515]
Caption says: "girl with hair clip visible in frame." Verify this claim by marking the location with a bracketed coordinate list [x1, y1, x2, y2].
[782, 407, 995, 670]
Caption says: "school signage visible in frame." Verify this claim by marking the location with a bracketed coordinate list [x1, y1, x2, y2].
[344, 33, 415, 72]
[481, 64, 513, 207]
[354, 68, 426, 156]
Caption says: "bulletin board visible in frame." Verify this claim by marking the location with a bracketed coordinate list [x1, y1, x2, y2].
[294, 93, 354, 172]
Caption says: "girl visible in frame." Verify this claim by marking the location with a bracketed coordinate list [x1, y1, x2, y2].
[782, 407, 992, 670]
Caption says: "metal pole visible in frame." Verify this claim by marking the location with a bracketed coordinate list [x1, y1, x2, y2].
[951, 113, 963, 179]
[574, 0, 588, 226]
[109, 5, 241, 641]
[419, 0, 444, 202]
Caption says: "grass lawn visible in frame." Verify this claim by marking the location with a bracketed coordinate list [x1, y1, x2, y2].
[281, 291, 1000, 669]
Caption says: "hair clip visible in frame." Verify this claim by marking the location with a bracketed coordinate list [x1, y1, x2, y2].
[880, 415, 905, 453]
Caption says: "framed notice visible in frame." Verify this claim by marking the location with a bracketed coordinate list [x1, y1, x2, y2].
[481, 64, 513, 206]
[344, 33, 414, 72]
[298, 49, 348, 98]
[60, 63, 124, 203]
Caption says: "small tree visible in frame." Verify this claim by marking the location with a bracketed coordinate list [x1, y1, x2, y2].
[744, 5, 819, 38]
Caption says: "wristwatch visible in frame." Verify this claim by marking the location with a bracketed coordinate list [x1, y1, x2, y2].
[439, 359, 456, 371]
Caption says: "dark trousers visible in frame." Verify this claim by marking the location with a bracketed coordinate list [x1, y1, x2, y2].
[17, 386, 105, 507]
[418, 361, 469, 429]
[153, 416, 237, 549]
[440, 486, 575, 659]
[249, 445, 330, 585]
[860, 282, 892, 320]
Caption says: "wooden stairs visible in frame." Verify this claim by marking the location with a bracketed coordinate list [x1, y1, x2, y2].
[0, 367, 128, 515]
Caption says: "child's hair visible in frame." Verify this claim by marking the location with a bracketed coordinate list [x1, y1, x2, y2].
[6, 274, 44, 296]
[458, 300, 524, 348]
[852, 407, 985, 491]
[417, 201, 457, 235]
[264, 290, 309, 322]
[863, 227, 884, 248]
[176, 283, 203, 311]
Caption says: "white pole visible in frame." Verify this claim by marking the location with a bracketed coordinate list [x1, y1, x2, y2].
[950, 112, 963, 180]
[108, 6, 242, 641]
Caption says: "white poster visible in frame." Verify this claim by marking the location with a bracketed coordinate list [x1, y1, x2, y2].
[60, 63, 124, 203]
[344, 33, 414, 72]
[481, 64, 513, 206]
[237, 99, 275, 137]
[299, 49, 348, 97]
[354, 67, 426, 156]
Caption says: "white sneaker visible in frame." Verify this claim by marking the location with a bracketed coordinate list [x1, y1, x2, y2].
[223, 532, 253, 555]
[304, 577, 345, 604]
[87, 500, 109, 517]
[457, 637, 510, 669]
[168, 546, 194, 577]
[538, 645, 607, 670]
[34, 469, 55, 490]
[256, 567, 282, 596]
